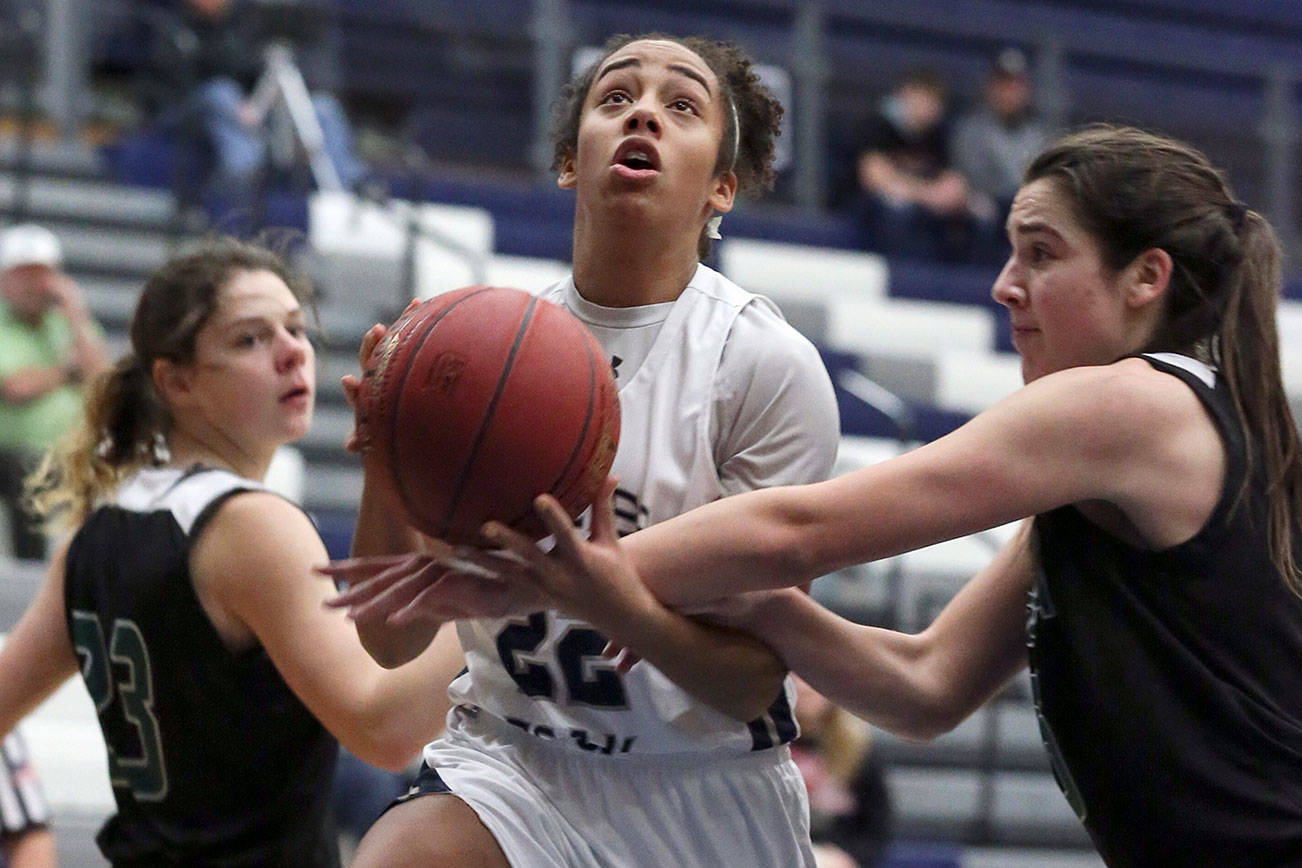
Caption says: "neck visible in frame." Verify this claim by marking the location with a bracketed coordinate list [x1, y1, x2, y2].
[165, 427, 273, 483]
[569, 208, 702, 307]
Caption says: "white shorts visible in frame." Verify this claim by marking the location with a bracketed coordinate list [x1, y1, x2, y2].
[414, 706, 814, 868]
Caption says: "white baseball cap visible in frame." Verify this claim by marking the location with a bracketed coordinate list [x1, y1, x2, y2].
[0, 224, 62, 270]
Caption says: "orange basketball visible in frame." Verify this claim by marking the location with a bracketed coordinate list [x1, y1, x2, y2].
[355, 286, 620, 542]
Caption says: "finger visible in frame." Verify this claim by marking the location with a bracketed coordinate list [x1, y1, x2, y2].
[533, 494, 584, 561]
[315, 554, 414, 581]
[321, 556, 430, 607]
[614, 648, 641, 675]
[358, 323, 386, 366]
[588, 476, 620, 545]
[348, 567, 445, 627]
[479, 522, 546, 570]
[403, 298, 422, 315]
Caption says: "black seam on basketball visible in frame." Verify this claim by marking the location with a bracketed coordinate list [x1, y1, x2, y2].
[387, 289, 494, 524]
[444, 295, 539, 537]
[505, 330, 600, 529]
[544, 336, 598, 511]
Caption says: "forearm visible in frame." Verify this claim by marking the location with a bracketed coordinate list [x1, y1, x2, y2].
[349, 464, 445, 667]
[604, 599, 787, 721]
[348, 621, 462, 769]
[624, 486, 825, 608]
[742, 589, 952, 739]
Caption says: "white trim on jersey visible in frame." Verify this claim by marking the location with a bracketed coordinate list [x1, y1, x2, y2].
[1145, 352, 1217, 388]
[116, 466, 264, 535]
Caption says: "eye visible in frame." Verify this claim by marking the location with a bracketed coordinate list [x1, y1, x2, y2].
[599, 90, 631, 106]
[668, 97, 699, 115]
[233, 333, 258, 348]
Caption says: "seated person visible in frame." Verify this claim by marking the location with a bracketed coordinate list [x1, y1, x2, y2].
[136, 0, 365, 199]
[846, 68, 993, 262]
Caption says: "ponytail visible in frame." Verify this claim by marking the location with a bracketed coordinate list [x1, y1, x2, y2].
[1216, 211, 1302, 597]
[24, 236, 311, 530]
[1027, 126, 1302, 600]
[25, 354, 170, 529]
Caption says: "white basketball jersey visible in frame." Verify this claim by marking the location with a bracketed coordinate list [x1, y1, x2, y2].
[448, 263, 839, 755]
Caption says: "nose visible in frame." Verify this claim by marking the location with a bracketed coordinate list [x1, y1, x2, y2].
[274, 326, 309, 373]
[624, 99, 661, 136]
[990, 257, 1024, 309]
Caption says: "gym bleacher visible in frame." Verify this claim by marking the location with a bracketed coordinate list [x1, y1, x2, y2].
[5, 0, 1300, 865]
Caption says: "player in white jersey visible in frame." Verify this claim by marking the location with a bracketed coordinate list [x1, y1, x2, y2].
[326, 33, 840, 867]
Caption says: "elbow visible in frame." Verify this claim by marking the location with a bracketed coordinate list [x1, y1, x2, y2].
[758, 491, 833, 585]
[892, 701, 965, 743]
[887, 670, 970, 742]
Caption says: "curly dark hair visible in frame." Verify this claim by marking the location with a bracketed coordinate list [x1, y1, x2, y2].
[551, 33, 784, 198]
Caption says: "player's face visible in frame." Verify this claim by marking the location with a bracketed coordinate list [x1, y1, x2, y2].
[559, 39, 736, 233]
[992, 178, 1133, 383]
[183, 269, 315, 448]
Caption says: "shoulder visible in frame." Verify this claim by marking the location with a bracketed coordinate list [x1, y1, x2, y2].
[724, 297, 828, 378]
[1012, 358, 1216, 462]
[191, 490, 324, 578]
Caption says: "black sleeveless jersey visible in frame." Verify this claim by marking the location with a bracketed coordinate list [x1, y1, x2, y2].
[63, 466, 340, 867]
[1028, 354, 1302, 867]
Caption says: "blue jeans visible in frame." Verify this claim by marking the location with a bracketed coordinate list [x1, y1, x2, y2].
[189, 77, 365, 190]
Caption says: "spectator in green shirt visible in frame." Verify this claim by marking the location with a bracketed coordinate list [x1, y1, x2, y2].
[0, 225, 106, 559]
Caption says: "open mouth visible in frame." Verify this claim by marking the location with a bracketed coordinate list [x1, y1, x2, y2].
[613, 140, 660, 173]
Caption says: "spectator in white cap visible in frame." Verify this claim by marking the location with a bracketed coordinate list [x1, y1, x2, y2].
[0, 224, 107, 559]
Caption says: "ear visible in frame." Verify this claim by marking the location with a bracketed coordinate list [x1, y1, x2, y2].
[152, 358, 193, 408]
[707, 170, 738, 215]
[1123, 247, 1172, 311]
[556, 152, 577, 190]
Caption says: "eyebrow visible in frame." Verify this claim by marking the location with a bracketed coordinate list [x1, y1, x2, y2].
[1009, 220, 1064, 242]
[594, 56, 713, 96]
[223, 311, 303, 330]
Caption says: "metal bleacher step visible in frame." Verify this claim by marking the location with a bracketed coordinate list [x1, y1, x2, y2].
[0, 171, 175, 229]
[0, 135, 104, 182]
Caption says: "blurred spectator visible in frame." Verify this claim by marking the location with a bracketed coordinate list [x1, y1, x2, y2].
[0, 225, 106, 560]
[791, 675, 894, 868]
[845, 68, 992, 262]
[0, 731, 56, 868]
[952, 48, 1053, 231]
[136, 0, 365, 200]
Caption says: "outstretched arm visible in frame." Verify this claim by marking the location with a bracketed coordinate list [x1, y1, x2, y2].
[623, 360, 1222, 606]
[718, 524, 1034, 739]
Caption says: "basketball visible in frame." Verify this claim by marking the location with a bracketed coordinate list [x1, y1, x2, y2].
[355, 286, 621, 543]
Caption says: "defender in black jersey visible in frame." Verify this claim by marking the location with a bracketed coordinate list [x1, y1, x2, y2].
[422, 126, 1302, 867]
[0, 240, 461, 866]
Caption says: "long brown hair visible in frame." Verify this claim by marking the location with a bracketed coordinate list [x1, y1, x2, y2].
[26, 237, 314, 528]
[1027, 125, 1300, 597]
